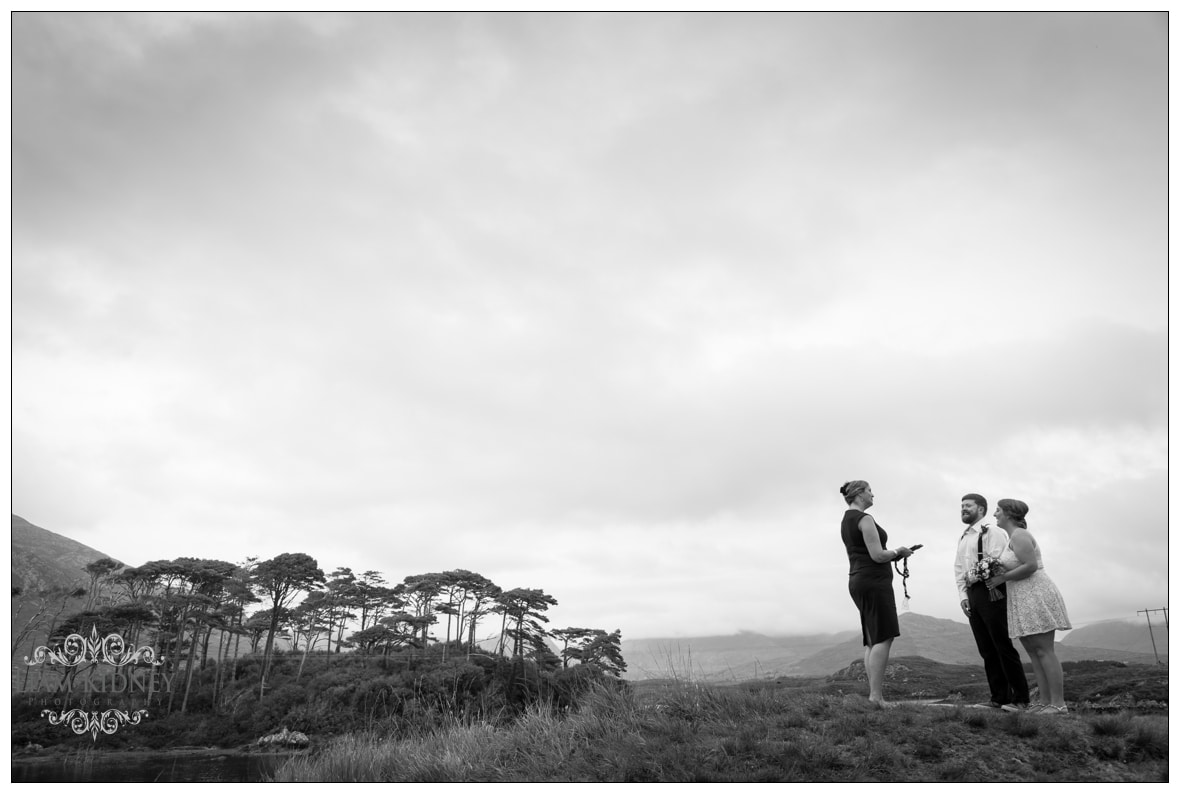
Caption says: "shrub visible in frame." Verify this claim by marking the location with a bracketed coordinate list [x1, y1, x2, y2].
[960, 710, 989, 729]
[1127, 720, 1168, 760]
[1002, 715, 1039, 739]
[1090, 713, 1133, 737]
[243, 682, 311, 737]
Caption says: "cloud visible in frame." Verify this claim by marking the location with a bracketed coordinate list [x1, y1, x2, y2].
[11, 12, 1167, 640]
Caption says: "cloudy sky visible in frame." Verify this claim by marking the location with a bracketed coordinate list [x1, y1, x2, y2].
[11, 12, 1168, 644]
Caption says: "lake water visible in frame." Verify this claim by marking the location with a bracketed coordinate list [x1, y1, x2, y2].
[11, 751, 294, 783]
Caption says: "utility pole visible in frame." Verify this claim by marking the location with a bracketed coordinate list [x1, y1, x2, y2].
[1137, 608, 1169, 665]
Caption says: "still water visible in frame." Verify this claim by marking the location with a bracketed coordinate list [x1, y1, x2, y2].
[12, 751, 295, 783]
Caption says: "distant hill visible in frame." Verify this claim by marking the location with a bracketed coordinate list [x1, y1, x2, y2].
[793, 612, 1161, 676]
[1061, 619, 1168, 661]
[10, 515, 124, 687]
[10, 514, 120, 595]
[620, 628, 861, 682]
[621, 611, 1163, 681]
[788, 612, 980, 676]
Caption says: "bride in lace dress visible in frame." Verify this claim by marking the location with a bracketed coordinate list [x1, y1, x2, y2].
[985, 498, 1072, 715]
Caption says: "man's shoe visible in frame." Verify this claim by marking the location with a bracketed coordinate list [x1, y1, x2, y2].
[1000, 702, 1030, 713]
[970, 701, 1002, 709]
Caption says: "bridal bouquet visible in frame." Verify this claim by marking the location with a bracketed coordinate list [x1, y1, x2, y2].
[973, 557, 1006, 601]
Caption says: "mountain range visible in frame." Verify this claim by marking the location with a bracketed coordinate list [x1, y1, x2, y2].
[10, 515, 1168, 684]
[621, 610, 1166, 681]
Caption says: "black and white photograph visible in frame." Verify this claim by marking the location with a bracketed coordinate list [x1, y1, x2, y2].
[10, 9, 1169, 783]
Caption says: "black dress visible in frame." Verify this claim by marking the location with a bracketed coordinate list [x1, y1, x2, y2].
[841, 508, 900, 647]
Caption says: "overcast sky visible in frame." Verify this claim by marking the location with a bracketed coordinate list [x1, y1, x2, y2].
[11, 11, 1168, 644]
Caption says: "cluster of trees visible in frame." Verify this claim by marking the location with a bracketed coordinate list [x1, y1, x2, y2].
[14, 552, 626, 716]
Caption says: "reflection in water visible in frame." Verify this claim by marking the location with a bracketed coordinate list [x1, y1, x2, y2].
[12, 751, 291, 783]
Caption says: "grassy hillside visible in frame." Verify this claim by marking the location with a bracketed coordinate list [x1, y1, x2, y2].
[10, 515, 116, 593]
[10, 515, 117, 687]
[271, 658, 1168, 782]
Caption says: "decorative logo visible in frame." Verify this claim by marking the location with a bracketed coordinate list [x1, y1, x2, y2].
[42, 707, 150, 741]
[25, 625, 166, 740]
[25, 624, 163, 668]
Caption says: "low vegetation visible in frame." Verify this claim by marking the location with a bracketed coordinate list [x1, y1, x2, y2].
[271, 666, 1168, 783]
[11, 644, 618, 752]
[12, 646, 1167, 782]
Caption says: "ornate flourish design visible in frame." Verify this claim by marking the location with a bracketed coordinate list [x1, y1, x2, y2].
[24, 625, 163, 668]
[41, 708, 150, 741]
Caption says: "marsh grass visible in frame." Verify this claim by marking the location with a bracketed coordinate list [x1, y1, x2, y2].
[270, 678, 1167, 783]
[62, 747, 99, 776]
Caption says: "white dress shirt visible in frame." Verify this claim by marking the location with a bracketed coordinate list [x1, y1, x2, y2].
[954, 521, 1011, 602]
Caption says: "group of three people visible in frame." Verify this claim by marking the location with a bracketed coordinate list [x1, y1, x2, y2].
[839, 480, 1072, 713]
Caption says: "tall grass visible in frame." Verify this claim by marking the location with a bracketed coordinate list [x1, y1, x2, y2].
[271, 680, 1168, 783]
[272, 683, 647, 782]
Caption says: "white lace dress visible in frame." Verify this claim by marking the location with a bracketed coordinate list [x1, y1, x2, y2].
[998, 539, 1072, 638]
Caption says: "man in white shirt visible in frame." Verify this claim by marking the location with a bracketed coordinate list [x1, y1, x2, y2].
[954, 492, 1030, 710]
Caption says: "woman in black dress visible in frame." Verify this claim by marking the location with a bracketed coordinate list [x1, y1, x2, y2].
[840, 480, 912, 707]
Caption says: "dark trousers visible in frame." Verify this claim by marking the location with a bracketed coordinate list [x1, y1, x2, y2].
[967, 582, 1030, 705]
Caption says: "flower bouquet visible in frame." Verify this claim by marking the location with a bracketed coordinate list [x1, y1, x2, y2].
[973, 557, 1006, 601]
